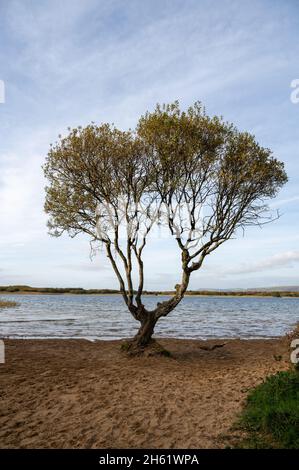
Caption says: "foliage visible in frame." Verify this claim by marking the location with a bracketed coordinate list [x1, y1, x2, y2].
[238, 370, 299, 448]
[43, 101, 288, 346]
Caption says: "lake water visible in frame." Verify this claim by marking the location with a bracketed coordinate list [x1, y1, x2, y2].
[0, 294, 299, 340]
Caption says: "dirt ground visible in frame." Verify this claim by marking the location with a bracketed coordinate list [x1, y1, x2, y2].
[0, 336, 292, 448]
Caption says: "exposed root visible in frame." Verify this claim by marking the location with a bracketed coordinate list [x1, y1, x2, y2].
[199, 342, 227, 351]
[120, 338, 172, 357]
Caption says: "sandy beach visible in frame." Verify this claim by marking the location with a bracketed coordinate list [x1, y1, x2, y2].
[0, 335, 292, 448]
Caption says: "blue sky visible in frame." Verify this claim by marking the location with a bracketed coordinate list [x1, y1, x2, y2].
[0, 0, 299, 290]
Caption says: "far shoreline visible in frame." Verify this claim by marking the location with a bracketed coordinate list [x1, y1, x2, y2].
[1, 291, 299, 298]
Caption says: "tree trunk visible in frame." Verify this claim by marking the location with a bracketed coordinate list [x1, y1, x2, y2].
[133, 314, 157, 348]
[123, 269, 190, 355]
[121, 311, 162, 355]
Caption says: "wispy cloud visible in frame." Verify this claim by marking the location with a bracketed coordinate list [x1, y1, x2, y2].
[0, 0, 298, 288]
[58, 262, 109, 272]
[270, 195, 299, 208]
[223, 251, 299, 275]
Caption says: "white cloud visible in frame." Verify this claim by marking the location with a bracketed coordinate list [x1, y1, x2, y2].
[58, 262, 110, 272]
[223, 251, 299, 275]
[0, 131, 50, 247]
[0, 0, 298, 288]
[270, 195, 299, 208]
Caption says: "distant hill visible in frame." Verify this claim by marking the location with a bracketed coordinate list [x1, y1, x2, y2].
[1, 285, 299, 297]
[194, 286, 299, 293]
[246, 286, 299, 292]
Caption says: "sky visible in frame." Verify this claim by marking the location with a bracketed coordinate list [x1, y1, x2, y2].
[0, 0, 299, 290]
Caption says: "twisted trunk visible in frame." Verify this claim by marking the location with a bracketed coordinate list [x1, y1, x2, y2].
[126, 270, 190, 353]
[133, 313, 157, 347]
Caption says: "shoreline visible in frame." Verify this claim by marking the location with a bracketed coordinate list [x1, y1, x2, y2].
[0, 334, 290, 341]
[0, 335, 293, 448]
[1, 291, 299, 298]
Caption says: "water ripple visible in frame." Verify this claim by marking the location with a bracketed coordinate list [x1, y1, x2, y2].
[0, 294, 298, 340]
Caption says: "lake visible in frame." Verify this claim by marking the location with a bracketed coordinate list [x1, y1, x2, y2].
[0, 294, 299, 340]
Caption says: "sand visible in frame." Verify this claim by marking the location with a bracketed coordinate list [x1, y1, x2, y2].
[0, 335, 292, 448]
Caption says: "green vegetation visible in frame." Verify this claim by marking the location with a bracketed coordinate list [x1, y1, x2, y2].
[0, 285, 119, 294]
[0, 285, 298, 297]
[237, 370, 299, 448]
[185, 290, 299, 297]
[0, 299, 18, 308]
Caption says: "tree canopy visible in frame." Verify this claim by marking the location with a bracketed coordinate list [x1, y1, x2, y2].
[44, 102, 287, 351]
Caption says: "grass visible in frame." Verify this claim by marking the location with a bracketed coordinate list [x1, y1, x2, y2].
[0, 299, 18, 308]
[237, 370, 299, 448]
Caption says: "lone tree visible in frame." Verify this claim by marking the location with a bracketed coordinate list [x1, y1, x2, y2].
[44, 102, 287, 353]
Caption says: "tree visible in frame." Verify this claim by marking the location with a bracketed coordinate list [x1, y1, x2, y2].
[44, 102, 287, 353]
